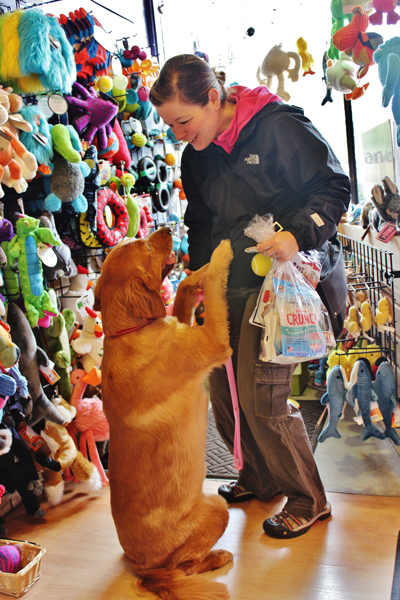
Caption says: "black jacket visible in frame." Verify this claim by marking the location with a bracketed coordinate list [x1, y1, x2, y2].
[181, 102, 351, 289]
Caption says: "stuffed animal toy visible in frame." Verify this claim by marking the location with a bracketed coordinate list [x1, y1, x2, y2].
[344, 305, 361, 336]
[374, 37, 400, 147]
[38, 291, 75, 402]
[0, 423, 46, 534]
[318, 365, 348, 442]
[8, 215, 60, 329]
[45, 124, 90, 214]
[369, 0, 400, 25]
[71, 307, 103, 385]
[38, 210, 75, 281]
[326, 52, 370, 100]
[0, 218, 25, 312]
[332, 6, 383, 78]
[296, 37, 315, 76]
[66, 82, 119, 149]
[347, 358, 386, 441]
[359, 301, 373, 331]
[328, 0, 353, 60]
[372, 359, 400, 445]
[256, 44, 301, 102]
[34, 395, 102, 506]
[18, 104, 54, 175]
[0, 103, 37, 198]
[322, 51, 334, 106]
[370, 176, 400, 230]
[375, 296, 393, 329]
[6, 302, 65, 426]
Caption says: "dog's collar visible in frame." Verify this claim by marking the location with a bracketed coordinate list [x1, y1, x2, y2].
[113, 318, 156, 337]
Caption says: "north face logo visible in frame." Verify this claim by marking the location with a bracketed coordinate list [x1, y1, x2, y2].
[245, 154, 259, 164]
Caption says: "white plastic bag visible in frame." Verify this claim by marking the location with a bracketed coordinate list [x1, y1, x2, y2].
[245, 215, 335, 364]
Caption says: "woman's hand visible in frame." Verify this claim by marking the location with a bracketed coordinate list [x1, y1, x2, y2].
[256, 231, 299, 262]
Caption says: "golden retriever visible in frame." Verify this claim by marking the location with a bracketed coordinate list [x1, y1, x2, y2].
[94, 227, 234, 600]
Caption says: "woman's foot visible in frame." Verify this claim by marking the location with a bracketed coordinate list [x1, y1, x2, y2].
[218, 481, 256, 503]
[263, 502, 332, 539]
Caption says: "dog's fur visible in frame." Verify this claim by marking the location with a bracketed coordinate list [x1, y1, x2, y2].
[94, 227, 234, 600]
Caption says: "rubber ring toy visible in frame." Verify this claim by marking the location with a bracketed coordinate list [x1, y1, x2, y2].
[96, 187, 129, 247]
[154, 157, 168, 185]
[137, 156, 157, 183]
[152, 185, 170, 212]
[136, 206, 149, 238]
[79, 211, 103, 248]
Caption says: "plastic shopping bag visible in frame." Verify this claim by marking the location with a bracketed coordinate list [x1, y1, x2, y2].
[245, 215, 335, 364]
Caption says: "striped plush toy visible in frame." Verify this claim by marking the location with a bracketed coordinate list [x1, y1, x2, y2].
[0, 9, 76, 94]
[0, 544, 21, 573]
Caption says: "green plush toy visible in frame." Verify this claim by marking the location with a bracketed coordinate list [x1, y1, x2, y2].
[39, 289, 75, 401]
[8, 215, 61, 328]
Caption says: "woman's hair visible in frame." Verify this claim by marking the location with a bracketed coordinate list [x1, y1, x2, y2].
[149, 54, 228, 107]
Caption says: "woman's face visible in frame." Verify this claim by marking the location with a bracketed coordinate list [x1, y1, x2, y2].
[156, 89, 224, 151]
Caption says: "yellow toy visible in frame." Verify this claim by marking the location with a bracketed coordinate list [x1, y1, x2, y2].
[344, 305, 361, 335]
[296, 37, 315, 76]
[365, 343, 382, 369]
[355, 289, 368, 308]
[359, 301, 373, 332]
[326, 348, 347, 378]
[375, 297, 392, 328]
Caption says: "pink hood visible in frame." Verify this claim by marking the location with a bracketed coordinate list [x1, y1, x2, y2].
[213, 86, 281, 154]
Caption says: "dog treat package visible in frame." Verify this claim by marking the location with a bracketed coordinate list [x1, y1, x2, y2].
[245, 216, 335, 364]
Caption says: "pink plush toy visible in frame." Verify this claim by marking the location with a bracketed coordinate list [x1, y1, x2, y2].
[369, 0, 400, 25]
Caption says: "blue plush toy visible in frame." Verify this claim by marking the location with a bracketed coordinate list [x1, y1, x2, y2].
[373, 37, 400, 146]
[372, 358, 400, 445]
[318, 364, 348, 442]
[347, 358, 386, 442]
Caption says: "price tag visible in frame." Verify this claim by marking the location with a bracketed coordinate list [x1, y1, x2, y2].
[0, 130, 12, 151]
[37, 96, 54, 119]
[376, 222, 397, 243]
[48, 94, 68, 115]
[37, 242, 58, 267]
[19, 424, 44, 450]
[39, 361, 60, 385]
[76, 288, 94, 319]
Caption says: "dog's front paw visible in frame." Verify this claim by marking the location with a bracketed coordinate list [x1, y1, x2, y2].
[209, 240, 233, 273]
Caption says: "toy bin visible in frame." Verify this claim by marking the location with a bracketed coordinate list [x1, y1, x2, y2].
[0, 540, 46, 597]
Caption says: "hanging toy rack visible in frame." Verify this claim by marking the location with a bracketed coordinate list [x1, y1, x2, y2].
[338, 233, 399, 399]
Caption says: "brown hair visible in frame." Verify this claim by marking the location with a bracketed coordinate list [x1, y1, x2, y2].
[149, 54, 228, 107]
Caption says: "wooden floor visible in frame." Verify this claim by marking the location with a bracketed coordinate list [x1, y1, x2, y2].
[1, 480, 398, 600]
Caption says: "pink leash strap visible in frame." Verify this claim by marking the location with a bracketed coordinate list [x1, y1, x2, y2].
[225, 357, 243, 471]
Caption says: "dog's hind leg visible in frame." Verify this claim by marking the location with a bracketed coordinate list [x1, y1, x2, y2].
[180, 549, 233, 576]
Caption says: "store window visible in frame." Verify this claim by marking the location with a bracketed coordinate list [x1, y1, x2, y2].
[155, 0, 400, 203]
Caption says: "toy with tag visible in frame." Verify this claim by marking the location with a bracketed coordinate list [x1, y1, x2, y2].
[318, 365, 348, 442]
[8, 215, 60, 329]
[6, 302, 65, 425]
[60, 264, 91, 325]
[0, 102, 37, 198]
[71, 307, 103, 386]
[370, 176, 400, 231]
[347, 358, 386, 441]
[372, 358, 400, 445]
[34, 395, 102, 506]
[45, 124, 90, 214]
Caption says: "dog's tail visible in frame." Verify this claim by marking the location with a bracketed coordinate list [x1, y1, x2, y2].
[137, 567, 230, 600]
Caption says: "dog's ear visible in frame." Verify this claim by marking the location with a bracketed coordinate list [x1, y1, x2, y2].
[93, 275, 102, 311]
[127, 266, 166, 319]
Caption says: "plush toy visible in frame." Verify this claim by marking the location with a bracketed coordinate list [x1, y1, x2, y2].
[326, 52, 370, 100]
[66, 82, 119, 149]
[328, 0, 353, 60]
[0, 319, 21, 370]
[38, 291, 75, 402]
[318, 365, 348, 442]
[38, 210, 75, 281]
[369, 0, 400, 25]
[256, 44, 301, 102]
[6, 302, 65, 426]
[374, 37, 400, 147]
[375, 296, 393, 329]
[34, 395, 102, 506]
[359, 301, 373, 331]
[322, 51, 334, 106]
[347, 358, 386, 441]
[0, 103, 37, 198]
[370, 176, 400, 230]
[296, 37, 315, 76]
[8, 215, 60, 329]
[332, 6, 383, 78]
[69, 369, 108, 486]
[344, 305, 361, 336]
[45, 124, 90, 214]
[71, 307, 103, 385]
[0, 424, 46, 533]
[372, 359, 400, 445]
[19, 104, 54, 175]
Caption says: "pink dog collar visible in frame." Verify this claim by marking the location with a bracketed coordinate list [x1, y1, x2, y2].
[113, 318, 155, 337]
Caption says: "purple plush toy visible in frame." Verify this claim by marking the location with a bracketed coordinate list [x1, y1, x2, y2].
[66, 82, 119, 149]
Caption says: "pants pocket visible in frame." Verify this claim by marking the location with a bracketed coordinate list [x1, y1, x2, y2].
[254, 362, 295, 419]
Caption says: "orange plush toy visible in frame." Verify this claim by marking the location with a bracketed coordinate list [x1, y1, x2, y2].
[0, 103, 37, 197]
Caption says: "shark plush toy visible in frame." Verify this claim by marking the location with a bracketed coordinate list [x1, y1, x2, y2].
[372, 358, 400, 446]
[347, 358, 386, 442]
[318, 364, 348, 442]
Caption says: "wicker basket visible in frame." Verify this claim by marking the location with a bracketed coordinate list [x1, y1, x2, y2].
[0, 540, 46, 597]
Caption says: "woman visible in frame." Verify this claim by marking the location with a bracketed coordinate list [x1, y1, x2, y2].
[149, 54, 351, 539]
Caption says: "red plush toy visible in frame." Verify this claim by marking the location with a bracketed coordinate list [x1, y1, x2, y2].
[369, 0, 400, 25]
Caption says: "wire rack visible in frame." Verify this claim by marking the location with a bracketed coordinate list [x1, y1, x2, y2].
[338, 233, 399, 400]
